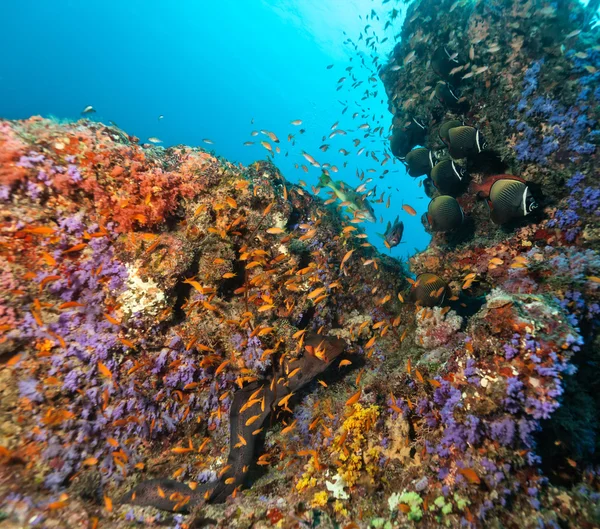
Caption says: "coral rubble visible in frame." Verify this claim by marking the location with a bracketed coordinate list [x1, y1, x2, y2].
[1, 0, 600, 527]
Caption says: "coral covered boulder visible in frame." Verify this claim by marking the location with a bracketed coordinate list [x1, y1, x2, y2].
[1, 0, 600, 527]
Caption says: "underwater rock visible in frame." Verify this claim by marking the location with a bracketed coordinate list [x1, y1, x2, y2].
[415, 306, 463, 349]
[1, 0, 600, 527]
[384, 0, 600, 525]
[389, 117, 427, 159]
[0, 116, 412, 526]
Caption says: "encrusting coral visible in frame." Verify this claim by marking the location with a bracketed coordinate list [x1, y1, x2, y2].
[1, 0, 600, 527]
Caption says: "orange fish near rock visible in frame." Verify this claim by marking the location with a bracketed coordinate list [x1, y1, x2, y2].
[122, 332, 345, 511]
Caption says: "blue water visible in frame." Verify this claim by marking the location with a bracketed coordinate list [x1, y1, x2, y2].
[0, 0, 430, 257]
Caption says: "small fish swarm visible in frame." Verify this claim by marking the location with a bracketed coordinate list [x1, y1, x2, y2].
[1, 1, 600, 528]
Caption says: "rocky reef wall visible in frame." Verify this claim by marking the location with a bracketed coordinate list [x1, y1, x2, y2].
[380, 0, 600, 526]
[0, 0, 599, 527]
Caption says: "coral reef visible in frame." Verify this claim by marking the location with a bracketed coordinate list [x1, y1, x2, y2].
[378, 0, 600, 526]
[0, 116, 410, 527]
[1, 0, 600, 527]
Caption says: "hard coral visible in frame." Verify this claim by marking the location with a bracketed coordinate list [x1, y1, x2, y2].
[0, 121, 29, 190]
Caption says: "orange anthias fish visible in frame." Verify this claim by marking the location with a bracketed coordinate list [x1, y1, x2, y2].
[402, 204, 417, 216]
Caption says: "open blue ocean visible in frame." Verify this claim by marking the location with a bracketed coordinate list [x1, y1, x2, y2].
[0, 0, 431, 257]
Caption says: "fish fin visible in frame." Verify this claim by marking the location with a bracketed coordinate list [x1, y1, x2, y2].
[487, 200, 503, 225]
